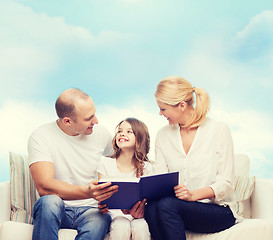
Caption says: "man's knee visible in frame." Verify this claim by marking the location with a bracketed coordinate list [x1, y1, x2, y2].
[79, 208, 111, 231]
[33, 195, 64, 219]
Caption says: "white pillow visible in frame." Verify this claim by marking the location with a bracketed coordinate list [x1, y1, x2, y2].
[233, 176, 255, 217]
[9, 152, 37, 224]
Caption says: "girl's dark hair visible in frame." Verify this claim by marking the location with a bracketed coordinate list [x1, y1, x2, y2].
[112, 117, 150, 177]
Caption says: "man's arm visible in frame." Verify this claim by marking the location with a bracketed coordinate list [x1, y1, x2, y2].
[30, 161, 118, 201]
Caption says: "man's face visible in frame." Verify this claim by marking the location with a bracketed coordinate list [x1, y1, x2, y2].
[70, 97, 98, 136]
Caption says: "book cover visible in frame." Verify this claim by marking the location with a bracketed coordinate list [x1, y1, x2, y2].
[99, 171, 179, 209]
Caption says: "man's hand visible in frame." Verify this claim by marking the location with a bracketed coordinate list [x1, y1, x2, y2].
[88, 181, 118, 201]
[121, 199, 146, 219]
[98, 202, 109, 215]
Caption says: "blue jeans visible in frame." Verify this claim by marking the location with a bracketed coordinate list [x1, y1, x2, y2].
[144, 197, 235, 240]
[32, 195, 111, 240]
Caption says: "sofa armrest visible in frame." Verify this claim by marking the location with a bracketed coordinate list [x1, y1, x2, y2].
[251, 178, 273, 221]
[0, 182, 10, 224]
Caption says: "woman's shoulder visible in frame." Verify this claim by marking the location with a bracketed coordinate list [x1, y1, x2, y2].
[201, 118, 231, 135]
[157, 124, 179, 137]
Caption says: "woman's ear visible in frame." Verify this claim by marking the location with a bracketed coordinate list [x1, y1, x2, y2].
[178, 101, 187, 112]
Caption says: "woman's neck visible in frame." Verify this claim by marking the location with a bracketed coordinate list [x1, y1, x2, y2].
[179, 107, 195, 129]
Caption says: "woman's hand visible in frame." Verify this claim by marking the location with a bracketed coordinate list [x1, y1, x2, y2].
[174, 184, 195, 201]
[98, 202, 109, 214]
[174, 185, 215, 202]
[121, 199, 146, 219]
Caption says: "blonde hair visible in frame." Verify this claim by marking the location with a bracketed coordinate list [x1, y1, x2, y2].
[155, 76, 210, 128]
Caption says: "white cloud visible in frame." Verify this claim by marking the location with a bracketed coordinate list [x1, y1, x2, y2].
[0, 0, 138, 99]
[235, 10, 273, 42]
[178, 10, 273, 90]
[0, 100, 55, 159]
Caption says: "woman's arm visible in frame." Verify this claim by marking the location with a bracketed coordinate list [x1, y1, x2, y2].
[209, 124, 235, 201]
[174, 185, 215, 201]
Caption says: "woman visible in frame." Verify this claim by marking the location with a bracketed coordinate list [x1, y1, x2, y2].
[144, 76, 237, 240]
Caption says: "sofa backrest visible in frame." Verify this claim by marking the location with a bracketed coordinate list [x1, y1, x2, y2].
[234, 154, 250, 177]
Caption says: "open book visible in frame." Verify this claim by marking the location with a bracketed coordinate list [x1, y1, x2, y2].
[99, 171, 179, 209]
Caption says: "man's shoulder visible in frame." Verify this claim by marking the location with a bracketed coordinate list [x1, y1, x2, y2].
[30, 121, 57, 137]
[91, 125, 112, 139]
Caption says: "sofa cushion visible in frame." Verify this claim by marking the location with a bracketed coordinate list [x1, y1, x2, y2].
[0, 221, 78, 240]
[9, 152, 37, 224]
[185, 219, 273, 240]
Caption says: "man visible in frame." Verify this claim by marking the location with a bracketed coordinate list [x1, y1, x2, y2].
[28, 88, 118, 240]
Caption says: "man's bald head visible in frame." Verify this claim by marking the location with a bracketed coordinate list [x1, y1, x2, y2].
[55, 88, 90, 121]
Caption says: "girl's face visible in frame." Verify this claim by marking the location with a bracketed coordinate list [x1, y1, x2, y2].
[157, 101, 183, 126]
[116, 121, 136, 150]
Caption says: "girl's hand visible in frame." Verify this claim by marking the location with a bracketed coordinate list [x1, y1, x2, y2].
[121, 199, 146, 219]
[98, 202, 109, 214]
[174, 184, 195, 201]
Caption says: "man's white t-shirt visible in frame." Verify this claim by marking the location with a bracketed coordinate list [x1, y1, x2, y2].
[28, 121, 113, 207]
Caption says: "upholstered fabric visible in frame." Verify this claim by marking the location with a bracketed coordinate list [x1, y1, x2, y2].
[186, 219, 273, 240]
[234, 176, 255, 202]
[9, 152, 37, 224]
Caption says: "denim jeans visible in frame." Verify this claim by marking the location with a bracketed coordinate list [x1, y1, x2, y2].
[144, 197, 235, 240]
[32, 195, 111, 240]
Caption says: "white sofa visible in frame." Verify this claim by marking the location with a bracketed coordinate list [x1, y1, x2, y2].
[0, 153, 273, 240]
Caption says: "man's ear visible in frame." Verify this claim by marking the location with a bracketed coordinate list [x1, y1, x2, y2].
[63, 117, 72, 125]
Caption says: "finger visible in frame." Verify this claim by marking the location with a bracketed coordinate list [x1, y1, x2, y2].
[100, 208, 109, 214]
[95, 181, 115, 190]
[139, 199, 146, 208]
[131, 201, 141, 212]
[96, 188, 119, 202]
[174, 184, 187, 191]
[98, 203, 108, 210]
[94, 185, 119, 200]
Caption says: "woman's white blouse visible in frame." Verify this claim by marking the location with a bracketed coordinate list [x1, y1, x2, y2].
[154, 117, 235, 203]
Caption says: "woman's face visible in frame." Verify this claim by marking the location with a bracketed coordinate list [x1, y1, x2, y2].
[157, 101, 183, 125]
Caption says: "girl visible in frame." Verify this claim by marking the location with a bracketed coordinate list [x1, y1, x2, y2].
[144, 76, 237, 240]
[97, 117, 152, 240]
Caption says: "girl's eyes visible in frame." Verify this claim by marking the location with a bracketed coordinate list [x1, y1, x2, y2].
[160, 108, 165, 112]
[117, 130, 134, 134]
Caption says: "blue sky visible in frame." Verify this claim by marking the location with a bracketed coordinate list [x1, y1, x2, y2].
[0, 0, 273, 182]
